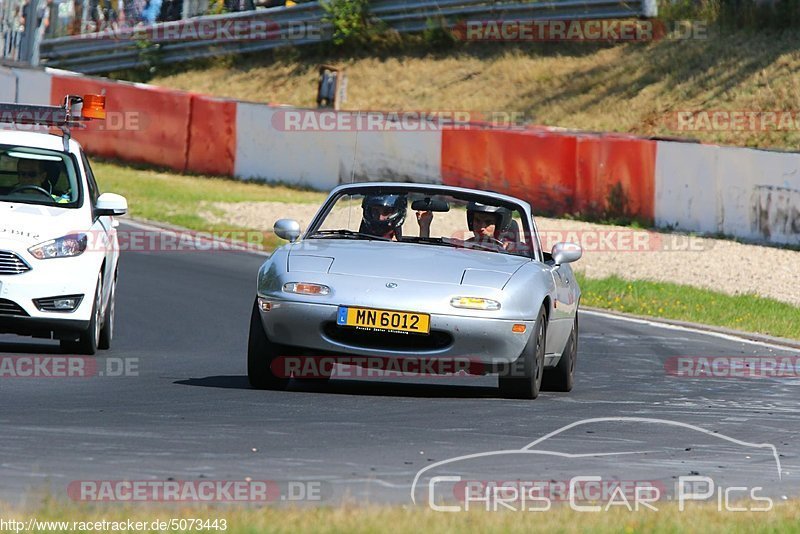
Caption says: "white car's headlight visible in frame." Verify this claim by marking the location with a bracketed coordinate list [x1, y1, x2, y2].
[450, 297, 501, 310]
[28, 234, 88, 259]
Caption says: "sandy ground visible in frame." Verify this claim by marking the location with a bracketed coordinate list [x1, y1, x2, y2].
[203, 201, 800, 307]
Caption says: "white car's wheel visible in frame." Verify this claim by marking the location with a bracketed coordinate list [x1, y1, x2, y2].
[499, 304, 546, 400]
[61, 273, 102, 355]
[98, 274, 116, 350]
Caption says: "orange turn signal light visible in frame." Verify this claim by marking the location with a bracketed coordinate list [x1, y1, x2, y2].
[81, 94, 106, 120]
[512, 324, 526, 333]
[283, 282, 330, 296]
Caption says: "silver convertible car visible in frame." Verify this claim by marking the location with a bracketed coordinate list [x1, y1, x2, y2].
[248, 183, 582, 399]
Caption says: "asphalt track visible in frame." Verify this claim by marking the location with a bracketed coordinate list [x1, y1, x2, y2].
[1, 221, 799, 507]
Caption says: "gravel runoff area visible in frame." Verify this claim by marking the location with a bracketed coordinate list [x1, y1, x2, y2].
[202, 201, 800, 307]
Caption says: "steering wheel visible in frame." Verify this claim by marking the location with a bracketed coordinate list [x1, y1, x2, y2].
[9, 185, 52, 199]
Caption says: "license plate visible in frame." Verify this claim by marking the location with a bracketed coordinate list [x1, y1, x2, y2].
[337, 306, 430, 334]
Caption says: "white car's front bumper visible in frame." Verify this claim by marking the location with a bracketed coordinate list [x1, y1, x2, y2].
[0, 243, 102, 338]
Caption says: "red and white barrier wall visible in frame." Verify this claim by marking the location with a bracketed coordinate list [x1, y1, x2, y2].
[234, 104, 443, 189]
[1, 66, 797, 246]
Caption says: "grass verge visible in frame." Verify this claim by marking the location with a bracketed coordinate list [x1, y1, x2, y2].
[577, 273, 800, 340]
[9, 501, 800, 533]
[93, 160, 326, 231]
[149, 29, 800, 151]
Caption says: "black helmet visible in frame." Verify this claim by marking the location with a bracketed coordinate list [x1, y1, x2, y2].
[466, 202, 512, 236]
[361, 194, 407, 237]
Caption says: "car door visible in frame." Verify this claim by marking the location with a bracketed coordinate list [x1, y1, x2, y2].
[530, 218, 573, 355]
[81, 150, 117, 306]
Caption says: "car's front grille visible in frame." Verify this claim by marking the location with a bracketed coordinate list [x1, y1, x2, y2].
[0, 251, 30, 275]
[0, 299, 29, 317]
[322, 323, 453, 352]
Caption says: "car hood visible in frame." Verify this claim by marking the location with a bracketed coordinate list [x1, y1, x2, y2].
[0, 202, 87, 246]
[288, 239, 529, 288]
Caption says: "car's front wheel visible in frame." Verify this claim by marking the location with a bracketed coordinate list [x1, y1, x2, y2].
[60, 273, 102, 355]
[247, 298, 289, 390]
[543, 315, 577, 392]
[499, 304, 546, 399]
[98, 273, 116, 350]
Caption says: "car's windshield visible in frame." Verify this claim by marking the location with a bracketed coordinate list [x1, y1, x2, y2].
[0, 145, 80, 207]
[307, 188, 535, 258]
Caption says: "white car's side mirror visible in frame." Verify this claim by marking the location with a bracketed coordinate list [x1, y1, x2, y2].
[95, 193, 128, 217]
[552, 242, 582, 266]
[274, 219, 301, 242]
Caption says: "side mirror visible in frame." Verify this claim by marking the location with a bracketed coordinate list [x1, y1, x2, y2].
[552, 242, 582, 266]
[95, 193, 127, 217]
[274, 219, 301, 242]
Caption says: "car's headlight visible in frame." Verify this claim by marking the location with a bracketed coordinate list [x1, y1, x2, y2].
[283, 282, 330, 296]
[450, 296, 501, 310]
[28, 234, 88, 259]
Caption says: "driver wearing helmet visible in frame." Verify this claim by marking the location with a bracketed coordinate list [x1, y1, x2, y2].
[360, 194, 408, 240]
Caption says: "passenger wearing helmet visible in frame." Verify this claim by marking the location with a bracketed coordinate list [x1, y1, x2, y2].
[360, 194, 408, 240]
[465, 202, 513, 250]
[415, 200, 517, 251]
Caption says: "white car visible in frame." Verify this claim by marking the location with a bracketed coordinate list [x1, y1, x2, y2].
[0, 95, 128, 354]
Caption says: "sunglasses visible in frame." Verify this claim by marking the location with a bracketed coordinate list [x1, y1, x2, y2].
[19, 171, 41, 178]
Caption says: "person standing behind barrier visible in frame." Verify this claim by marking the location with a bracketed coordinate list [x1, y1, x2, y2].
[4, 3, 23, 59]
[141, 0, 162, 24]
[20, 0, 49, 63]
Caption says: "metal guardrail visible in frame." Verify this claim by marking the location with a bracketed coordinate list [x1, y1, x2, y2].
[40, 0, 658, 74]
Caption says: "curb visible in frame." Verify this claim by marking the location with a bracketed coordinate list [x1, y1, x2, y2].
[583, 306, 800, 351]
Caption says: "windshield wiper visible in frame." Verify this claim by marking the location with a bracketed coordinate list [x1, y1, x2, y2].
[309, 229, 393, 242]
[401, 236, 460, 248]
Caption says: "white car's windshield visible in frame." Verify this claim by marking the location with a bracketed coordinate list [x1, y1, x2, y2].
[0, 145, 80, 207]
[308, 188, 534, 257]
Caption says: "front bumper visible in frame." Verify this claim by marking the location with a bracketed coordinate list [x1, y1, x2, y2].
[0, 246, 101, 336]
[257, 297, 534, 366]
[0, 315, 90, 338]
